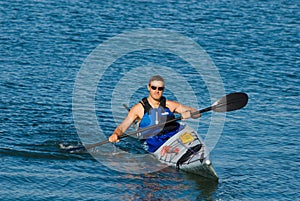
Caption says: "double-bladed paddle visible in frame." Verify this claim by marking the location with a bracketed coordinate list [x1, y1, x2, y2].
[66, 92, 248, 153]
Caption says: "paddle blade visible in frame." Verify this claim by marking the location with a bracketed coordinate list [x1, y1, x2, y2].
[212, 92, 248, 112]
[63, 145, 87, 153]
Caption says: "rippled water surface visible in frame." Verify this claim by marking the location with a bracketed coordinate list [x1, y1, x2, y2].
[1, 0, 299, 200]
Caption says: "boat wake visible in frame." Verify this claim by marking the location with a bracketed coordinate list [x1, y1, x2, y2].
[0, 143, 87, 160]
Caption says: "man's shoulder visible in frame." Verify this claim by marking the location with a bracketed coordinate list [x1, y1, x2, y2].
[131, 102, 144, 112]
[129, 102, 144, 119]
[166, 100, 180, 111]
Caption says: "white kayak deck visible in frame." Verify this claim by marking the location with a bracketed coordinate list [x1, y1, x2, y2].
[150, 124, 218, 181]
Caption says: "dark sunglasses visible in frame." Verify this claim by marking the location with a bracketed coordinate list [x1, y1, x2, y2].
[150, 85, 164, 91]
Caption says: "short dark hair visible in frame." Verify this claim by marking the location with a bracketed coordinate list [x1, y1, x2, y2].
[148, 75, 164, 85]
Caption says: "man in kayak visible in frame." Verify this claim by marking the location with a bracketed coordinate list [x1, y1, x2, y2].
[109, 75, 201, 152]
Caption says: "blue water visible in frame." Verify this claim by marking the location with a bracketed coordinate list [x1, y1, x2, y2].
[1, 0, 299, 200]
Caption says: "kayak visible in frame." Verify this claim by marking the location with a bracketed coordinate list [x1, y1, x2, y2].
[149, 124, 218, 181]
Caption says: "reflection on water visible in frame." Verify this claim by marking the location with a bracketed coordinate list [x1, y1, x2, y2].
[112, 168, 218, 200]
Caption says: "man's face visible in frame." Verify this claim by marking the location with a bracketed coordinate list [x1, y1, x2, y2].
[148, 80, 164, 101]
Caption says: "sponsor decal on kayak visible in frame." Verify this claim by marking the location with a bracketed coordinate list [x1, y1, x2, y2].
[179, 132, 194, 144]
[160, 146, 180, 157]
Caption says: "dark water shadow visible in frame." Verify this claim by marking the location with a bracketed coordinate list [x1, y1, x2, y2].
[183, 172, 219, 201]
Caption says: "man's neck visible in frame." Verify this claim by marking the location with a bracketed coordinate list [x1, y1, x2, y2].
[147, 96, 160, 108]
